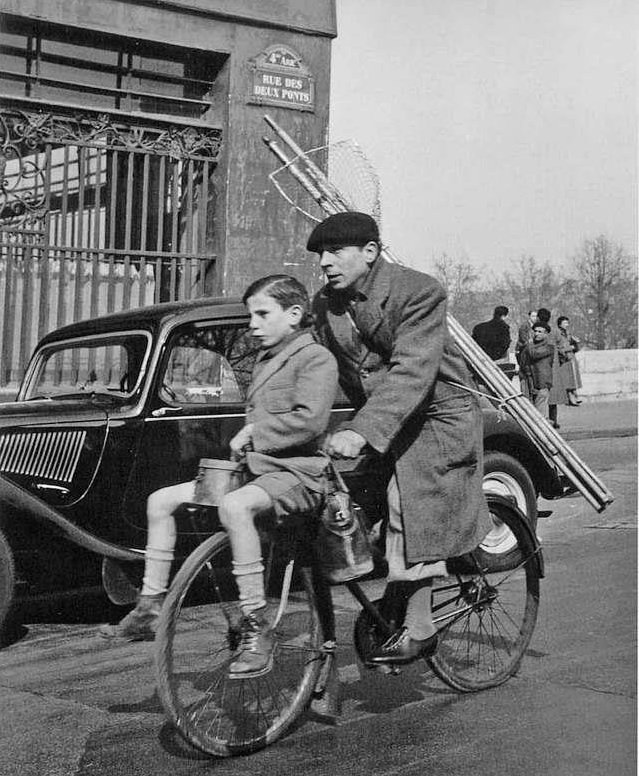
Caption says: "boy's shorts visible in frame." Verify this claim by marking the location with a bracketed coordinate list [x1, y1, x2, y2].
[251, 470, 324, 520]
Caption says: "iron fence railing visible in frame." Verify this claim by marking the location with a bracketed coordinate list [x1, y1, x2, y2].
[0, 106, 222, 388]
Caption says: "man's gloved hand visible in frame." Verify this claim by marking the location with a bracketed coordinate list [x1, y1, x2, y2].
[323, 429, 367, 459]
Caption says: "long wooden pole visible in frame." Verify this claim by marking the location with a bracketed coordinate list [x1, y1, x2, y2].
[262, 116, 614, 513]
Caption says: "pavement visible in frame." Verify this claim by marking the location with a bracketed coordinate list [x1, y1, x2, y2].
[553, 397, 637, 441]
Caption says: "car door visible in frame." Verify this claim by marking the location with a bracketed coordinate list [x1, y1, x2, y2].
[122, 317, 260, 538]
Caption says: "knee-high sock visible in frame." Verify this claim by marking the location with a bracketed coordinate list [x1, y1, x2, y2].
[141, 508, 177, 597]
[232, 559, 265, 614]
[141, 546, 175, 596]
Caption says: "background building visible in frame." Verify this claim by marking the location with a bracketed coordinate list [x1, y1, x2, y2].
[0, 0, 336, 388]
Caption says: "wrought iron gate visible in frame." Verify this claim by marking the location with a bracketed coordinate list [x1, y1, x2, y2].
[0, 107, 223, 388]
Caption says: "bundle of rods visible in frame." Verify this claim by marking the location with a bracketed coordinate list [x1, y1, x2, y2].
[262, 115, 613, 513]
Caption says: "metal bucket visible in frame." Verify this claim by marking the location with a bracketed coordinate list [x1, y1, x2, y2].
[193, 458, 247, 506]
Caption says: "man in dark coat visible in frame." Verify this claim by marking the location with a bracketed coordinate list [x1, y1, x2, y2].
[515, 310, 537, 363]
[472, 306, 511, 361]
[307, 212, 492, 666]
[515, 310, 537, 399]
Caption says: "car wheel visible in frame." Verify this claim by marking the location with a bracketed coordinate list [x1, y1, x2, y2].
[481, 451, 538, 556]
[0, 526, 16, 644]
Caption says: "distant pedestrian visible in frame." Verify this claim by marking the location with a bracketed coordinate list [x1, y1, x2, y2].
[515, 310, 537, 365]
[472, 306, 511, 362]
[536, 307, 563, 428]
[515, 310, 537, 399]
[519, 322, 555, 419]
[557, 315, 582, 406]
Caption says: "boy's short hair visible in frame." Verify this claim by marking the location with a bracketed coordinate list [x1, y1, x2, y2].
[242, 274, 313, 328]
[494, 305, 509, 318]
[536, 308, 551, 324]
[533, 322, 551, 333]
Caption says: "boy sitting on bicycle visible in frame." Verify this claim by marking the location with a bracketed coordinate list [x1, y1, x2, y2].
[102, 275, 338, 678]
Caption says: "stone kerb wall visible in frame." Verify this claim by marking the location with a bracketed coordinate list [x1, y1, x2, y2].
[575, 348, 638, 400]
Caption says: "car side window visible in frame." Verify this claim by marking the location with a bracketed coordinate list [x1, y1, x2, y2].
[160, 322, 260, 405]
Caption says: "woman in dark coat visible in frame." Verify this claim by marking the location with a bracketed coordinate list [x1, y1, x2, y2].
[557, 315, 583, 405]
[537, 308, 567, 428]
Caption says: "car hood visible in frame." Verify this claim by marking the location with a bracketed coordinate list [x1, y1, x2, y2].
[0, 397, 111, 428]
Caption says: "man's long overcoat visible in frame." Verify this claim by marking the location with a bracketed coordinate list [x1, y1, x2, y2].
[313, 259, 492, 563]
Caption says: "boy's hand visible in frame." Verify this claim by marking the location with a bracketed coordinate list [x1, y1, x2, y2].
[324, 430, 367, 458]
[230, 425, 254, 458]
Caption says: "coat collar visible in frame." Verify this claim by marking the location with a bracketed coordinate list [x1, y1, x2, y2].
[357, 256, 392, 305]
[323, 258, 393, 341]
[247, 330, 315, 399]
[319, 257, 392, 305]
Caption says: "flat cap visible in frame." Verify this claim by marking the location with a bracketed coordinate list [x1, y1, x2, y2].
[306, 211, 380, 253]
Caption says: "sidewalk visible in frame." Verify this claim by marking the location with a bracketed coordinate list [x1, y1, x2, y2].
[556, 397, 637, 441]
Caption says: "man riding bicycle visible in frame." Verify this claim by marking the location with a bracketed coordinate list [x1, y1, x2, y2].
[309, 212, 493, 665]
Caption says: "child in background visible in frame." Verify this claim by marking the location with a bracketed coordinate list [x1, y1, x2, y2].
[102, 275, 338, 679]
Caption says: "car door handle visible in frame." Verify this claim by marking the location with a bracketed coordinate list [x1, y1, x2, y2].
[151, 406, 183, 417]
[34, 483, 70, 496]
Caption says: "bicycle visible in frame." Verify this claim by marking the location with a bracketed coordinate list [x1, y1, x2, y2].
[155, 491, 543, 758]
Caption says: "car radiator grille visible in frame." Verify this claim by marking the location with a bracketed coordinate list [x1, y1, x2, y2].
[0, 430, 87, 483]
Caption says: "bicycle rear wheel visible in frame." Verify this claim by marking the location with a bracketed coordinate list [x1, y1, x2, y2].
[155, 531, 324, 757]
[429, 498, 541, 691]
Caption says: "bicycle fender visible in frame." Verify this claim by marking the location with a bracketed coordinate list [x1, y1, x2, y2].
[486, 493, 545, 579]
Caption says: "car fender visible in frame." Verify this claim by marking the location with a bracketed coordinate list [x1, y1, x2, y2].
[0, 473, 144, 563]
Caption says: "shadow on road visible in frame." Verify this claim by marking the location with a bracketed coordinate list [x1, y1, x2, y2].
[3, 591, 125, 648]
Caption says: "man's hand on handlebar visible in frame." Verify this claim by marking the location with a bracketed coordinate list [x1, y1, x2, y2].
[323, 429, 367, 459]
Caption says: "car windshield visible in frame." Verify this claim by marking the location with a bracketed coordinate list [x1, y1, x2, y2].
[24, 332, 151, 400]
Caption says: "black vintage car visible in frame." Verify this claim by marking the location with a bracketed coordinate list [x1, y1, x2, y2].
[0, 297, 567, 642]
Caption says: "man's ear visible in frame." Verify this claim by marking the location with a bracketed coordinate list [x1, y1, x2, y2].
[362, 241, 379, 265]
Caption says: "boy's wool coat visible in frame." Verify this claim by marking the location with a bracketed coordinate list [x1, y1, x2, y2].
[245, 331, 338, 492]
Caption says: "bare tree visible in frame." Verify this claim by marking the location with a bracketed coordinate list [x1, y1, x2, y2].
[428, 241, 636, 350]
[432, 254, 485, 330]
[572, 236, 637, 349]
[498, 255, 566, 323]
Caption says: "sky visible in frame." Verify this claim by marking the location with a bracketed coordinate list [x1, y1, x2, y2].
[328, 0, 637, 274]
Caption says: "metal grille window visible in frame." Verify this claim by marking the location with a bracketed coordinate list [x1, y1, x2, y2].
[0, 15, 226, 121]
[0, 16, 226, 390]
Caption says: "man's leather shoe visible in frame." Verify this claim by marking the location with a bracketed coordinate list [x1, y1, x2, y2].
[367, 627, 438, 666]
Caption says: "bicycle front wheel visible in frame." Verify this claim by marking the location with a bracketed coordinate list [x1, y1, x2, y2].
[429, 498, 541, 692]
[155, 531, 324, 757]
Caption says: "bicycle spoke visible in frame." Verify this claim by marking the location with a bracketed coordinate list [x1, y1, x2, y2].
[429, 502, 540, 691]
[156, 532, 324, 756]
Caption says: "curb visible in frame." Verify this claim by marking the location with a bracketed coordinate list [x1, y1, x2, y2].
[563, 428, 637, 442]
